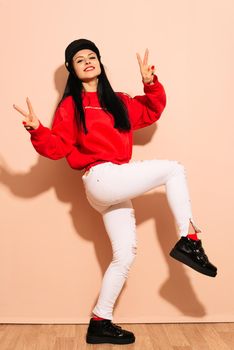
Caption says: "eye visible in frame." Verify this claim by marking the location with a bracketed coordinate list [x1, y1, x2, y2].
[76, 56, 96, 64]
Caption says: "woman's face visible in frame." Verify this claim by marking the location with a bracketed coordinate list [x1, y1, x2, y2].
[72, 49, 101, 81]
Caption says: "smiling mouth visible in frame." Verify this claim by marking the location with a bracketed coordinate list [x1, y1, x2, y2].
[84, 67, 95, 72]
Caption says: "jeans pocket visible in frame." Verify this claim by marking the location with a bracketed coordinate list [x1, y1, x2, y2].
[82, 163, 117, 205]
[82, 167, 95, 182]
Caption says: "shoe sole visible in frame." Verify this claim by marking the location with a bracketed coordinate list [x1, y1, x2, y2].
[169, 248, 217, 277]
[86, 335, 135, 344]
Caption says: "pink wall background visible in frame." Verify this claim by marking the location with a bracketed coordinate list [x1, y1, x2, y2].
[0, 0, 234, 323]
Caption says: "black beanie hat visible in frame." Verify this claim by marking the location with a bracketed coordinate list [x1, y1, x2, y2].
[65, 38, 101, 73]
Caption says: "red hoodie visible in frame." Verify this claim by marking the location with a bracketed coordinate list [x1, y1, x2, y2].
[27, 74, 166, 171]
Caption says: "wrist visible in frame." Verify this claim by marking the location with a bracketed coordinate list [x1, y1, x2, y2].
[143, 79, 154, 85]
[143, 74, 155, 85]
[143, 74, 158, 86]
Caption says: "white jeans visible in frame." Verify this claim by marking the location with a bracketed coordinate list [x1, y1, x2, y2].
[81, 159, 202, 320]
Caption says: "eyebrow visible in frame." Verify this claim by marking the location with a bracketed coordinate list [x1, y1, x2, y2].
[74, 53, 95, 60]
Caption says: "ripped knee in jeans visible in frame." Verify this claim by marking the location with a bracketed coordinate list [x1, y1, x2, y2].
[189, 217, 202, 233]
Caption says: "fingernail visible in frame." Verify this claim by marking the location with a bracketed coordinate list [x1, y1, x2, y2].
[22, 121, 26, 125]
[151, 65, 155, 70]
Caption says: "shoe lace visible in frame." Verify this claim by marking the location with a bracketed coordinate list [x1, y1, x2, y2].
[103, 320, 122, 332]
[190, 240, 209, 262]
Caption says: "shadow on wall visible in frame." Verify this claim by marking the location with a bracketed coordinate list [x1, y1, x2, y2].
[0, 64, 206, 318]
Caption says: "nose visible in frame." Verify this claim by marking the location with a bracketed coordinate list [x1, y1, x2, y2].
[84, 57, 91, 64]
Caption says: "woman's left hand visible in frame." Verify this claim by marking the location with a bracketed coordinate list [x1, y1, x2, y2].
[136, 48, 155, 84]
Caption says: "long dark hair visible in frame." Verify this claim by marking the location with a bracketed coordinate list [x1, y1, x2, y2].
[59, 61, 131, 134]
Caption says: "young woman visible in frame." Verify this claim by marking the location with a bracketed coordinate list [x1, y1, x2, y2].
[13, 38, 217, 345]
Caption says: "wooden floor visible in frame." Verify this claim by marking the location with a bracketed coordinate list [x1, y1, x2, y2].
[0, 323, 234, 349]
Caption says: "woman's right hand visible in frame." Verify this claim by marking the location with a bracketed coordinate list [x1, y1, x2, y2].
[13, 97, 40, 130]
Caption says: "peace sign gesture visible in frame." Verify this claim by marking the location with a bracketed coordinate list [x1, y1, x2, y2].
[13, 97, 40, 130]
[136, 48, 155, 84]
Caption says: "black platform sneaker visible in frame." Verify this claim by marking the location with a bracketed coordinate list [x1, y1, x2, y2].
[169, 236, 217, 277]
[86, 318, 135, 344]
